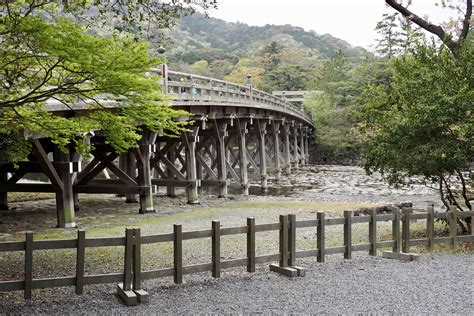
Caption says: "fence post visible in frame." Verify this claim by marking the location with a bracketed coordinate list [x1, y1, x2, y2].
[392, 209, 401, 253]
[247, 218, 256, 273]
[76, 230, 86, 295]
[369, 209, 377, 256]
[279, 215, 289, 267]
[174, 224, 183, 284]
[402, 208, 411, 253]
[212, 221, 221, 278]
[24, 231, 33, 300]
[317, 212, 325, 263]
[117, 228, 138, 306]
[344, 211, 352, 260]
[449, 205, 458, 249]
[288, 214, 296, 266]
[426, 204, 434, 252]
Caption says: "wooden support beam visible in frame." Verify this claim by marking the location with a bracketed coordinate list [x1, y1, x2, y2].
[0, 172, 8, 210]
[292, 125, 299, 170]
[281, 123, 291, 174]
[271, 121, 282, 183]
[182, 126, 200, 204]
[123, 152, 138, 204]
[135, 138, 155, 213]
[215, 121, 228, 198]
[257, 119, 268, 193]
[53, 147, 76, 228]
[299, 125, 305, 166]
[32, 140, 64, 191]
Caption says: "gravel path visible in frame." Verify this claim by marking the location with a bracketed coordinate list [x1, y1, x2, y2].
[1, 253, 472, 314]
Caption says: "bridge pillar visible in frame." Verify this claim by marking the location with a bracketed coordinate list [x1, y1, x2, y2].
[215, 122, 228, 198]
[166, 143, 176, 198]
[237, 120, 249, 195]
[183, 127, 200, 204]
[271, 120, 282, 183]
[299, 124, 305, 166]
[136, 136, 155, 213]
[0, 172, 7, 210]
[292, 125, 299, 170]
[281, 123, 291, 174]
[51, 145, 76, 228]
[257, 119, 268, 193]
[304, 127, 310, 163]
[124, 152, 138, 204]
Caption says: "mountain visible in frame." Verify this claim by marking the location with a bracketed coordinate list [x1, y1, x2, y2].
[162, 14, 369, 75]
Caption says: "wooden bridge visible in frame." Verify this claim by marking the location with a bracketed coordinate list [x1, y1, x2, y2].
[0, 65, 314, 228]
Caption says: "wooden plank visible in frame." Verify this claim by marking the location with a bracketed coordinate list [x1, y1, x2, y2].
[255, 223, 280, 232]
[247, 218, 256, 273]
[141, 233, 174, 244]
[295, 249, 318, 258]
[433, 236, 452, 244]
[352, 216, 371, 223]
[409, 239, 428, 246]
[85, 237, 126, 248]
[182, 229, 212, 240]
[402, 208, 411, 253]
[375, 214, 394, 221]
[393, 209, 401, 253]
[352, 244, 371, 252]
[288, 214, 296, 266]
[76, 230, 86, 295]
[325, 246, 345, 255]
[0, 183, 56, 193]
[133, 228, 142, 290]
[141, 268, 175, 280]
[376, 240, 395, 248]
[221, 258, 248, 269]
[325, 218, 345, 226]
[434, 212, 450, 219]
[0, 280, 23, 291]
[174, 224, 183, 284]
[212, 221, 221, 278]
[458, 235, 474, 243]
[344, 210, 352, 260]
[295, 219, 318, 228]
[33, 239, 77, 250]
[182, 263, 213, 275]
[0, 241, 25, 252]
[457, 210, 474, 218]
[33, 277, 76, 289]
[427, 206, 435, 252]
[123, 229, 134, 291]
[84, 273, 124, 285]
[317, 212, 325, 263]
[24, 231, 33, 299]
[255, 253, 280, 264]
[369, 209, 377, 256]
[410, 213, 428, 220]
[221, 226, 247, 236]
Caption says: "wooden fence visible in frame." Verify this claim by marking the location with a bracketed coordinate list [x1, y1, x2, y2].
[0, 206, 472, 305]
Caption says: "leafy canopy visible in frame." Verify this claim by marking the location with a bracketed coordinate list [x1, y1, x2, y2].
[0, 1, 196, 162]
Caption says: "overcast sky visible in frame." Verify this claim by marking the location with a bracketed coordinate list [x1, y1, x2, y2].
[208, 0, 457, 50]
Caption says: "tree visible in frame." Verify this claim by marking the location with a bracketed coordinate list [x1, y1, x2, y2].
[0, 1, 213, 163]
[358, 43, 473, 232]
[385, 0, 472, 58]
[375, 13, 403, 58]
[260, 65, 309, 92]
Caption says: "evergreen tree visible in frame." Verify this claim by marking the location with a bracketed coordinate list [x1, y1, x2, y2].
[374, 13, 403, 58]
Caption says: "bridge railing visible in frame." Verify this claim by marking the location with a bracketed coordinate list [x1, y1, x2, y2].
[149, 67, 313, 123]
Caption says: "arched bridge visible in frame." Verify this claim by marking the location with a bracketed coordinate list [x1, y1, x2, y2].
[0, 65, 314, 228]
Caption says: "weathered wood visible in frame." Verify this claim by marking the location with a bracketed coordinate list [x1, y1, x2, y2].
[24, 231, 33, 299]
[214, 122, 228, 198]
[449, 206, 458, 249]
[247, 217, 256, 273]
[288, 214, 296, 266]
[237, 120, 249, 195]
[392, 209, 401, 253]
[123, 229, 134, 291]
[317, 212, 325, 262]
[402, 208, 411, 253]
[133, 228, 142, 290]
[183, 127, 200, 204]
[281, 124, 291, 174]
[53, 148, 76, 228]
[344, 210, 352, 260]
[75, 230, 86, 295]
[369, 209, 377, 256]
[271, 121, 282, 182]
[279, 215, 289, 267]
[257, 120, 268, 192]
[212, 221, 221, 278]
[173, 224, 183, 284]
[426, 205, 435, 252]
[381, 251, 420, 262]
[0, 172, 8, 210]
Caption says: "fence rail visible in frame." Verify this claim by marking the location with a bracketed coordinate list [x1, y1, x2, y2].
[0, 207, 473, 304]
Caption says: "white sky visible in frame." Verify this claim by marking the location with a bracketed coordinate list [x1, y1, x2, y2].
[208, 0, 459, 50]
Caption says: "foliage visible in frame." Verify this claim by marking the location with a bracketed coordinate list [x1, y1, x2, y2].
[0, 1, 203, 162]
[260, 65, 309, 92]
[358, 43, 473, 230]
